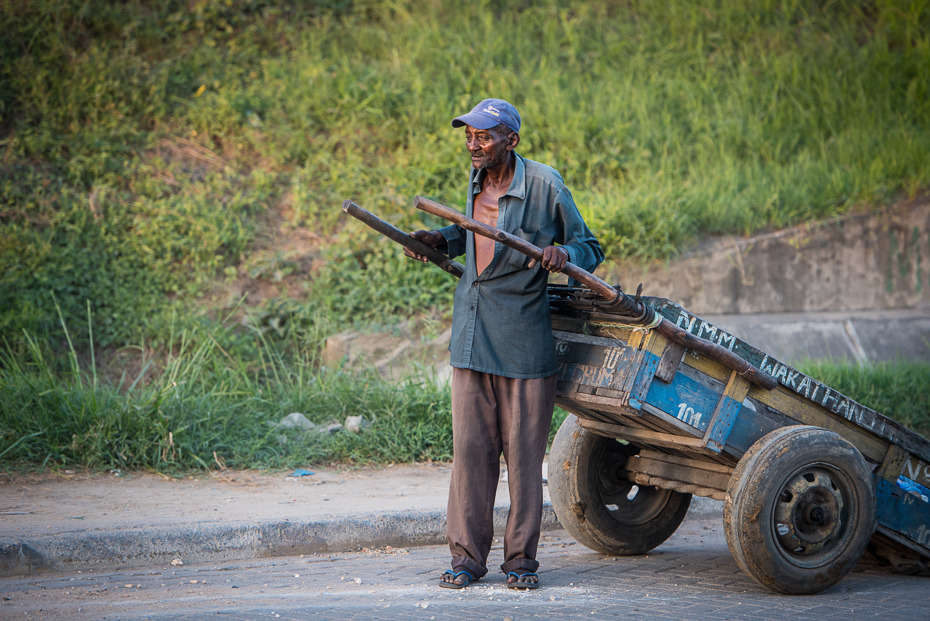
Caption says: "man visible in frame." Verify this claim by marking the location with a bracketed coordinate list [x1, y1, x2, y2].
[405, 98, 604, 589]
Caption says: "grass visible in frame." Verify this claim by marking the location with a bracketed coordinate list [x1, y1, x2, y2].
[3, 0, 930, 347]
[2, 0, 929, 469]
[0, 323, 456, 471]
[1, 316, 928, 472]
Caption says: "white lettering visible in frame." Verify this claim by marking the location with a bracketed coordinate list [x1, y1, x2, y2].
[797, 375, 812, 398]
[785, 369, 799, 389]
[717, 332, 736, 351]
[905, 459, 919, 480]
[774, 365, 788, 382]
[676, 402, 703, 428]
[699, 322, 717, 341]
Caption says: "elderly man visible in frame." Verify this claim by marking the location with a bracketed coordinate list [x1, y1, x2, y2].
[405, 98, 604, 589]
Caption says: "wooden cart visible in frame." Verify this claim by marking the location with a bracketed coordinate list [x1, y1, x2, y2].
[343, 196, 930, 595]
[546, 287, 930, 594]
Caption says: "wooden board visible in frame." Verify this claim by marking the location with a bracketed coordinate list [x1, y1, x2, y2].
[647, 297, 930, 464]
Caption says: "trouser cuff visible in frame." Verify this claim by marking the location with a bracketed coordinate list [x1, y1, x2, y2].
[500, 557, 539, 574]
[451, 556, 488, 579]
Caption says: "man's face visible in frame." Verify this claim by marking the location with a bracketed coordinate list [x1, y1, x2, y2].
[464, 125, 513, 171]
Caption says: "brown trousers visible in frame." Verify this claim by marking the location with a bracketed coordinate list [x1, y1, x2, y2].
[446, 368, 557, 578]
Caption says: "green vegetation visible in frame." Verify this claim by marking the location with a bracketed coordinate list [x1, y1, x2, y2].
[0, 321, 456, 471]
[799, 360, 930, 438]
[1, 321, 928, 471]
[1, 0, 928, 469]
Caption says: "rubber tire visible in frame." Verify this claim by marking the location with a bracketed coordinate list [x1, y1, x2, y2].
[724, 425, 876, 595]
[549, 414, 692, 555]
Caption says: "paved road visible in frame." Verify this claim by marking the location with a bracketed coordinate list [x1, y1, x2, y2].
[3, 520, 929, 621]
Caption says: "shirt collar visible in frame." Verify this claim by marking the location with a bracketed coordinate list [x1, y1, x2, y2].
[472, 153, 527, 200]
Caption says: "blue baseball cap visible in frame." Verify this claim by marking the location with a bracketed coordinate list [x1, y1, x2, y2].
[451, 98, 521, 133]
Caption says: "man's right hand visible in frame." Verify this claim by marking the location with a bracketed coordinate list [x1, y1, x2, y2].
[404, 230, 444, 263]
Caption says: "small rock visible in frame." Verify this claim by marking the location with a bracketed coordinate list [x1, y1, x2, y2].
[326, 423, 344, 434]
[354, 577, 362, 584]
[277, 434, 288, 446]
[279, 412, 317, 431]
[344, 415, 370, 434]
[171, 558, 183, 566]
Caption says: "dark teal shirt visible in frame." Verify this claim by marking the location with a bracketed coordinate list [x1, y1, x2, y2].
[438, 153, 604, 379]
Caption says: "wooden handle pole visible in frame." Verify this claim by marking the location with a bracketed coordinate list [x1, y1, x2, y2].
[413, 195, 619, 302]
[342, 199, 465, 279]
[413, 195, 777, 390]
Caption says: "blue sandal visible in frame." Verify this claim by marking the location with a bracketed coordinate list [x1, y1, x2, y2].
[439, 568, 476, 589]
[506, 571, 539, 589]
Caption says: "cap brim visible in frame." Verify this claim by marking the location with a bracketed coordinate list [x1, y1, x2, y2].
[451, 112, 499, 130]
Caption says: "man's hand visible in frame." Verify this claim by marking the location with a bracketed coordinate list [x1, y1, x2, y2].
[528, 245, 568, 273]
[403, 230, 444, 263]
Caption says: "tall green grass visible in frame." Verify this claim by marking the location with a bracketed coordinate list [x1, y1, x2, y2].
[0, 324, 455, 471]
[2, 330, 928, 471]
[2, 0, 929, 349]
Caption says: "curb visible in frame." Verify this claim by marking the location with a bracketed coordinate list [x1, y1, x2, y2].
[0, 500, 724, 578]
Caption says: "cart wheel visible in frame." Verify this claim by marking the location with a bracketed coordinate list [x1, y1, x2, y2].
[724, 425, 876, 595]
[549, 414, 691, 555]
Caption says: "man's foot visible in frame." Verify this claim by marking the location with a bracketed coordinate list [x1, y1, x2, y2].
[439, 567, 476, 589]
[506, 571, 539, 589]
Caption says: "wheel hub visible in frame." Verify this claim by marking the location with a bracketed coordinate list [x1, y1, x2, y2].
[596, 442, 672, 526]
[774, 467, 846, 557]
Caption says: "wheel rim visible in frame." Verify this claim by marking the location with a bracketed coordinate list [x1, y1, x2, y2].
[596, 440, 672, 526]
[771, 464, 856, 568]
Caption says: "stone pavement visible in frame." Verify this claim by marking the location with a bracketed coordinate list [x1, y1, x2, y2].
[3, 520, 929, 621]
[0, 463, 723, 578]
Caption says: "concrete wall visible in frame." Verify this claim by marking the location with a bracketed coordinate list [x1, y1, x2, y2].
[605, 198, 930, 315]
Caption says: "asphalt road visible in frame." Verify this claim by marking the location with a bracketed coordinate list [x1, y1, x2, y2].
[4, 519, 929, 621]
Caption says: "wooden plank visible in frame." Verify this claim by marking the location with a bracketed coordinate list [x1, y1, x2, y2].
[876, 444, 910, 483]
[553, 329, 629, 349]
[874, 477, 930, 554]
[648, 297, 930, 464]
[642, 372, 719, 433]
[641, 403, 705, 438]
[655, 341, 686, 383]
[594, 387, 629, 399]
[635, 405, 696, 436]
[628, 350, 661, 410]
[628, 456, 732, 491]
[874, 524, 930, 560]
[576, 418, 708, 451]
[702, 371, 752, 453]
[555, 391, 641, 417]
[678, 349, 888, 462]
[555, 401, 623, 427]
[901, 455, 930, 490]
[724, 400, 782, 458]
[639, 449, 734, 475]
[749, 385, 888, 463]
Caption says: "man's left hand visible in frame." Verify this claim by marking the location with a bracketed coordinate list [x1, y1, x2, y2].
[528, 246, 568, 273]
